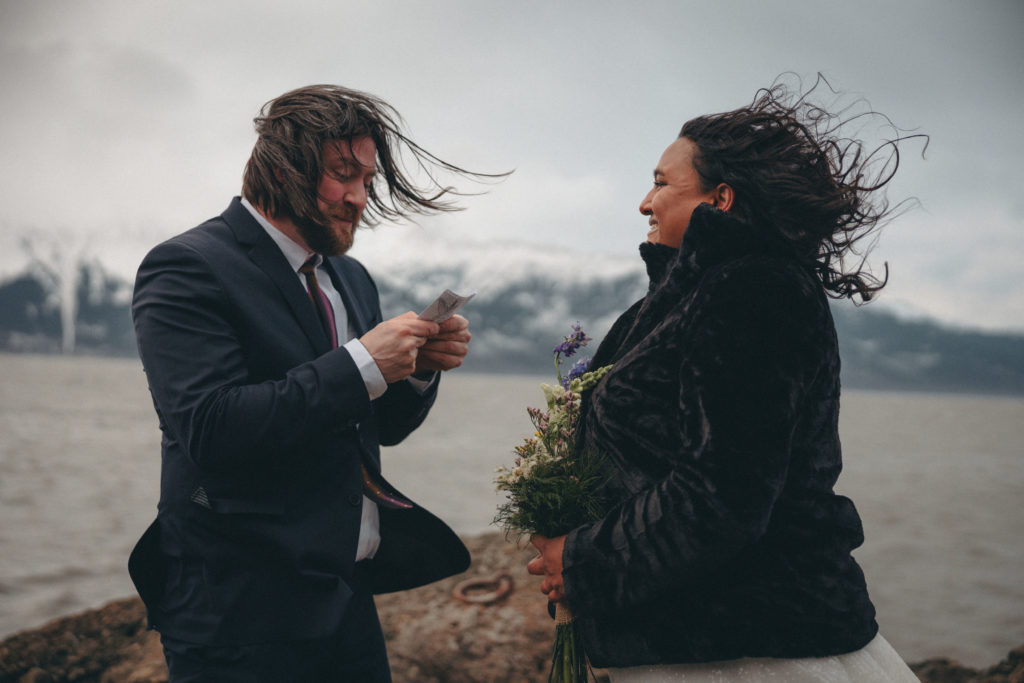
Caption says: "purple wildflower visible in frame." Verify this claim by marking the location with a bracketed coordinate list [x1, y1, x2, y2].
[560, 356, 592, 389]
[553, 321, 591, 359]
[553, 321, 597, 386]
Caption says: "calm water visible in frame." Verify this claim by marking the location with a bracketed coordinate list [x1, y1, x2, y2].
[0, 353, 1021, 667]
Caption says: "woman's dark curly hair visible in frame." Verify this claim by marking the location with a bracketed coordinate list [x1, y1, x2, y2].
[681, 74, 927, 301]
[242, 84, 505, 234]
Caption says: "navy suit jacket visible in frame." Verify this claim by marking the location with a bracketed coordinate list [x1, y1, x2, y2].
[128, 197, 469, 646]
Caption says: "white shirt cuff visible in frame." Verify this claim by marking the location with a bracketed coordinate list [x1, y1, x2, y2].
[344, 338, 387, 400]
[406, 371, 437, 394]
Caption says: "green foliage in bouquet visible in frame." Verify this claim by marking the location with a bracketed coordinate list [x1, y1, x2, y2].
[494, 319, 613, 541]
[493, 322, 613, 683]
[493, 379, 611, 539]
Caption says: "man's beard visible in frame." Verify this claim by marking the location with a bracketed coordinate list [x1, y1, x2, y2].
[294, 206, 358, 256]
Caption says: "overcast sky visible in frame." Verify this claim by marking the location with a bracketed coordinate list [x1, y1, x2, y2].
[1, 0, 1022, 332]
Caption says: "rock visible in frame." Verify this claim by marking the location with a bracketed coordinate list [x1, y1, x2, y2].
[375, 533, 552, 682]
[2, 532, 1020, 682]
[909, 644, 1024, 683]
[0, 533, 549, 683]
[0, 597, 164, 683]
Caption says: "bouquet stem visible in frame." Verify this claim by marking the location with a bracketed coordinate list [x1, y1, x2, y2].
[550, 602, 588, 683]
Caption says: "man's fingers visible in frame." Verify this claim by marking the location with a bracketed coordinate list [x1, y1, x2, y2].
[361, 314, 444, 383]
[414, 318, 470, 372]
[396, 311, 441, 337]
[437, 314, 469, 333]
[416, 352, 463, 372]
[425, 330, 471, 343]
[421, 339, 468, 356]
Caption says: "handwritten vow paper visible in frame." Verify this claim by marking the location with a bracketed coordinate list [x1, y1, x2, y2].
[418, 289, 476, 323]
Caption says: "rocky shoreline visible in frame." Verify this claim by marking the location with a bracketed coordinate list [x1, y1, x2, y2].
[1, 532, 1020, 682]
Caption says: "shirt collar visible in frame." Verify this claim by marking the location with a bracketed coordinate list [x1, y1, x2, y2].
[240, 196, 315, 273]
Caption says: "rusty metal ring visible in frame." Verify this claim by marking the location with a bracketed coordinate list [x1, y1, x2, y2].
[452, 572, 514, 605]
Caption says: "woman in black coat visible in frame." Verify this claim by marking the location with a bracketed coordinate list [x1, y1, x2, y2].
[527, 79, 923, 681]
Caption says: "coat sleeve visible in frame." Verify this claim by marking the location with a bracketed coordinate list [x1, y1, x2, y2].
[372, 377, 439, 447]
[132, 238, 374, 472]
[331, 255, 439, 448]
[562, 260, 832, 616]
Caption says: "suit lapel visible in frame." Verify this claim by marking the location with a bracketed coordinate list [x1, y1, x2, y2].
[223, 198, 331, 355]
[323, 259, 370, 338]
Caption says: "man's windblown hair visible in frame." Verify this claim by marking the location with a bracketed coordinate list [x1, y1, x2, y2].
[242, 84, 506, 233]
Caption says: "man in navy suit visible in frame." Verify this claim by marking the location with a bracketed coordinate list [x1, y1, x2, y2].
[129, 85, 489, 681]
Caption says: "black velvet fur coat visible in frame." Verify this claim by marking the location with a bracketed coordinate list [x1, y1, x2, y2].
[563, 204, 878, 667]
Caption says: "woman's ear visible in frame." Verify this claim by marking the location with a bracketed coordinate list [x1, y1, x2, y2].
[712, 183, 734, 212]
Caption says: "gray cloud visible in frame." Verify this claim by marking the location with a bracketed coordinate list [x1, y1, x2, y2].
[0, 0, 1021, 331]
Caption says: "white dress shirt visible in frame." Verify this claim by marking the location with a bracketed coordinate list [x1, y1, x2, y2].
[240, 197, 386, 560]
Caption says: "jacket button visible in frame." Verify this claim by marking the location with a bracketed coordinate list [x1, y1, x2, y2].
[348, 494, 362, 506]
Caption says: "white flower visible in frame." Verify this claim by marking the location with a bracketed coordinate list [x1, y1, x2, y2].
[540, 382, 566, 411]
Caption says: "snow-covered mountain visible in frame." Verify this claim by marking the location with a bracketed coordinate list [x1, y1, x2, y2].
[354, 229, 1024, 393]
[2, 230, 1023, 396]
[355, 231, 649, 374]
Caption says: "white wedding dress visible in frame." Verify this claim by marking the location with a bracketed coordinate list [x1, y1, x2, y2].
[594, 634, 919, 682]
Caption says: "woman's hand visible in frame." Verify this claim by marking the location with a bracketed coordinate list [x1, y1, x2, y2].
[527, 534, 567, 603]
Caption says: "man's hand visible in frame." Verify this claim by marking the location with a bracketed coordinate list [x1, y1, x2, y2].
[360, 312, 439, 383]
[527, 534, 567, 603]
[414, 314, 471, 373]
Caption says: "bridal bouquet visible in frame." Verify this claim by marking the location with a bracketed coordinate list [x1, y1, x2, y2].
[494, 322, 612, 683]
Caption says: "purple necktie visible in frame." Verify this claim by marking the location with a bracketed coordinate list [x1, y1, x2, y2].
[299, 256, 412, 510]
[299, 257, 339, 349]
